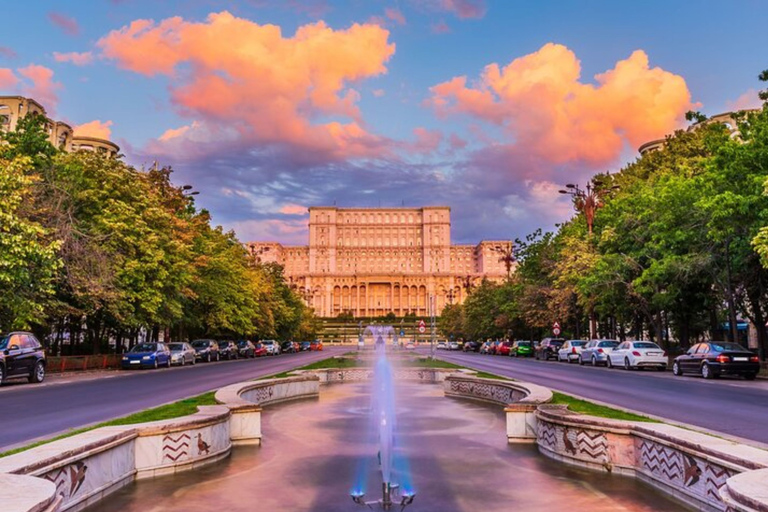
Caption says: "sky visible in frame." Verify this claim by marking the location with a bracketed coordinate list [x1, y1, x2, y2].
[2, 0, 767, 245]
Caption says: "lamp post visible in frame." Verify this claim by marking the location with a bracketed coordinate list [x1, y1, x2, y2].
[491, 243, 516, 279]
[446, 288, 456, 305]
[558, 178, 619, 338]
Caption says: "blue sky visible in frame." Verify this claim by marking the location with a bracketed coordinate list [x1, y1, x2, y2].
[2, 0, 766, 244]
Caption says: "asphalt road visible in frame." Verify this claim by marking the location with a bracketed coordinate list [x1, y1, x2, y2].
[431, 350, 768, 446]
[0, 348, 343, 450]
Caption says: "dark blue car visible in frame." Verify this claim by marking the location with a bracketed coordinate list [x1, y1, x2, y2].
[121, 342, 172, 369]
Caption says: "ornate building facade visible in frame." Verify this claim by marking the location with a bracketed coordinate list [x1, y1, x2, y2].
[246, 206, 512, 318]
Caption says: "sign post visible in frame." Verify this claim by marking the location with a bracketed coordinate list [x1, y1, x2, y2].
[552, 321, 561, 337]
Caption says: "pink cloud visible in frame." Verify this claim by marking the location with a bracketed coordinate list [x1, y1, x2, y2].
[413, 0, 487, 19]
[428, 43, 693, 166]
[0, 68, 18, 89]
[0, 47, 17, 59]
[98, 11, 395, 161]
[74, 120, 113, 139]
[409, 127, 443, 153]
[18, 65, 61, 113]
[53, 51, 94, 66]
[725, 89, 764, 111]
[230, 219, 308, 245]
[385, 8, 407, 25]
[430, 20, 451, 34]
[48, 12, 80, 37]
[280, 204, 307, 215]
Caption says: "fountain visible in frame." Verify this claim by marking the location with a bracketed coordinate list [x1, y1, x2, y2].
[351, 326, 415, 510]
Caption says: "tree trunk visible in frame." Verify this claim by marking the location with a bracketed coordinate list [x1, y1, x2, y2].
[725, 240, 740, 343]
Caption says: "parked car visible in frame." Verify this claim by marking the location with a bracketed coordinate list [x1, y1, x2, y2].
[672, 342, 760, 380]
[310, 340, 323, 351]
[463, 341, 480, 352]
[535, 338, 565, 361]
[191, 339, 219, 362]
[436, 341, 447, 350]
[122, 342, 171, 369]
[579, 340, 619, 366]
[448, 341, 460, 351]
[496, 341, 513, 356]
[557, 340, 588, 363]
[405, 341, 416, 350]
[281, 341, 298, 353]
[237, 340, 256, 358]
[168, 342, 196, 366]
[510, 341, 534, 358]
[299, 341, 312, 352]
[254, 342, 268, 357]
[479, 341, 492, 354]
[260, 340, 280, 356]
[0, 331, 46, 385]
[216, 340, 239, 360]
[607, 341, 666, 371]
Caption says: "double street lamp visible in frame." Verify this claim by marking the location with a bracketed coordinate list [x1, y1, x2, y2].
[558, 179, 619, 236]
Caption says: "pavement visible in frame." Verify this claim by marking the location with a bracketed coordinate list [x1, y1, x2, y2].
[0, 348, 344, 451]
[429, 349, 768, 446]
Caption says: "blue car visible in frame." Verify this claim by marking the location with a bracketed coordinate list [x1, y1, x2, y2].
[121, 342, 172, 369]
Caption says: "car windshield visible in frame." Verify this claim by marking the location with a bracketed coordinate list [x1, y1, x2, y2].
[571, 341, 587, 346]
[263, 341, 274, 345]
[168, 343, 184, 351]
[191, 340, 208, 347]
[237, 341, 248, 347]
[518, 342, 531, 346]
[710, 342, 747, 352]
[130, 343, 157, 353]
[633, 342, 659, 349]
[551, 341, 563, 347]
[599, 341, 619, 347]
[0, 334, 8, 350]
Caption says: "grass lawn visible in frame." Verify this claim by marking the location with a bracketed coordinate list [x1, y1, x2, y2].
[549, 391, 658, 422]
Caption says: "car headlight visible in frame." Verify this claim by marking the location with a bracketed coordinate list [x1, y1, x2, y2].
[122, 357, 128, 361]
[142, 355, 151, 360]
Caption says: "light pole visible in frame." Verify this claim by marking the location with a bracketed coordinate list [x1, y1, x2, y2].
[446, 288, 456, 305]
[558, 178, 619, 338]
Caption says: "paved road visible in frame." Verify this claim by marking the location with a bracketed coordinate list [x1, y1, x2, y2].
[0, 348, 343, 450]
[431, 350, 768, 446]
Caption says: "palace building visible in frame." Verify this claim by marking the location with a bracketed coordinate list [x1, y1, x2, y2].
[246, 206, 512, 318]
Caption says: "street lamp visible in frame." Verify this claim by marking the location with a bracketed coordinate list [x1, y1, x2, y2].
[491, 243, 515, 278]
[558, 179, 619, 236]
[446, 288, 456, 305]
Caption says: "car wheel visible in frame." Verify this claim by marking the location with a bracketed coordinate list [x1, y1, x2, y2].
[591, 356, 598, 367]
[29, 361, 46, 383]
[165, 358, 171, 368]
[624, 358, 632, 370]
[701, 363, 714, 379]
[672, 361, 682, 376]
[578, 357, 585, 365]
[153, 359, 159, 369]
[606, 357, 613, 368]
[192, 357, 197, 365]
[0, 364, 5, 385]
[216, 353, 220, 362]
[744, 373, 757, 381]
[181, 358, 185, 366]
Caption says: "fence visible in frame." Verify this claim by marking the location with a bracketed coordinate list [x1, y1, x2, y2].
[46, 354, 123, 373]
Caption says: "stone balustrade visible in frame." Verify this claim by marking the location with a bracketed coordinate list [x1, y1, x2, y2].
[443, 375, 553, 443]
[534, 405, 768, 512]
[293, 366, 474, 383]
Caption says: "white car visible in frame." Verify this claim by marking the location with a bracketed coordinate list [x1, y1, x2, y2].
[557, 340, 588, 363]
[436, 341, 447, 350]
[448, 341, 460, 350]
[262, 340, 281, 355]
[607, 341, 667, 371]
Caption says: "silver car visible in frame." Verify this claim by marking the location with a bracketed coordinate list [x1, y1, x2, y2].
[579, 339, 619, 366]
[262, 340, 281, 355]
[168, 342, 197, 366]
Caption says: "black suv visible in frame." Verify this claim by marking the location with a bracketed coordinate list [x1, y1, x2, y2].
[535, 338, 565, 361]
[191, 339, 220, 362]
[0, 331, 47, 385]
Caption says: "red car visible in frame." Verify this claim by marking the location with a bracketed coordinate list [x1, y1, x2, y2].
[253, 343, 268, 357]
[496, 341, 513, 356]
[310, 340, 323, 351]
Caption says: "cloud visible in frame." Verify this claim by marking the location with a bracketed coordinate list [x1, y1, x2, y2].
[430, 20, 451, 34]
[53, 51, 94, 66]
[0, 68, 18, 89]
[428, 43, 693, 167]
[48, 12, 80, 37]
[280, 204, 308, 215]
[413, 0, 487, 19]
[372, 88, 385, 97]
[725, 89, 764, 112]
[0, 47, 17, 59]
[74, 120, 113, 139]
[98, 11, 395, 161]
[385, 8, 407, 25]
[18, 65, 61, 113]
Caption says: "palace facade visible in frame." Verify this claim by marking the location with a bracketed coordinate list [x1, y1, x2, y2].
[246, 206, 512, 318]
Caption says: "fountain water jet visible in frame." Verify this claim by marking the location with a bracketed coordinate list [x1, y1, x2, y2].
[350, 325, 415, 510]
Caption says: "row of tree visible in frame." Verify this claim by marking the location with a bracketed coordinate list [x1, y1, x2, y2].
[0, 114, 320, 354]
[439, 77, 768, 360]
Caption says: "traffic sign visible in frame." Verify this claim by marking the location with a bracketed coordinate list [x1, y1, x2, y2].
[553, 321, 561, 336]
[418, 319, 426, 334]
